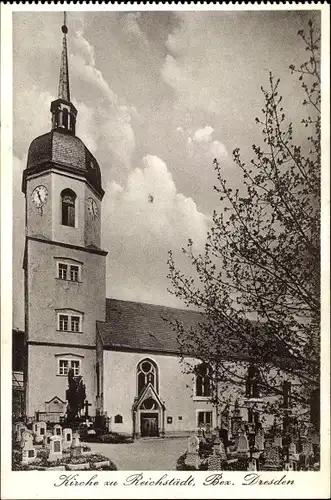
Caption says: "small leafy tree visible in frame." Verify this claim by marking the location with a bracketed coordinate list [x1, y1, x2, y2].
[66, 369, 86, 423]
[168, 21, 320, 425]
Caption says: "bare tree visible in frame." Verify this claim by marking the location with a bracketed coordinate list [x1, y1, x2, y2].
[168, 20, 320, 425]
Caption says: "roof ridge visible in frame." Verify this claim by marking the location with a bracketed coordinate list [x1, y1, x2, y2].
[105, 297, 202, 315]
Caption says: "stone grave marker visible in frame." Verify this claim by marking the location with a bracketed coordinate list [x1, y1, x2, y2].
[49, 436, 63, 462]
[255, 428, 264, 451]
[197, 428, 205, 442]
[247, 457, 257, 471]
[185, 435, 200, 469]
[302, 438, 314, 458]
[237, 432, 250, 458]
[274, 433, 282, 447]
[14, 422, 24, 438]
[21, 430, 33, 449]
[284, 459, 295, 471]
[205, 423, 212, 440]
[35, 422, 47, 443]
[207, 454, 222, 470]
[21, 439, 37, 465]
[43, 432, 52, 448]
[62, 428, 73, 449]
[289, 441, 297, 457]
[263, 446, 281, 471]
[53, 424, 62, 436]
[16, 424, 27, 442]
[32, 421, 38, 436]
[71, 431, 82, 458]
[218, 439, 227, 461]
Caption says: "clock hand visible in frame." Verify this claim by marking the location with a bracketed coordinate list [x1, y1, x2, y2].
[37, 191, 42, 202]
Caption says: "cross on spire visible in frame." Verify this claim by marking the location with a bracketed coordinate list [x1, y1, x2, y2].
[58, 11, 70, 102]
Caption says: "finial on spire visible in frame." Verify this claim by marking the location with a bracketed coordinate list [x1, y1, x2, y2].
[58, 11, 70, 102]
[62, 12, 68, 34]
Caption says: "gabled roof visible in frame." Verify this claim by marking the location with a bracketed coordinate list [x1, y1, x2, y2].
[133, 383, 165, 411]
[97, 298, 203, 355]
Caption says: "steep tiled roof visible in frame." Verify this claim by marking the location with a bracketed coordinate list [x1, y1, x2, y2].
[97, 299, 292, 364]
[97, 298, 203, 354]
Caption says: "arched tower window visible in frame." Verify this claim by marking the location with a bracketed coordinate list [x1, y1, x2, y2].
[195, 362, 211, 397]
[61, 189, 76, 227]
[137, 359, 158, 396]
[62, 108, 69, 129]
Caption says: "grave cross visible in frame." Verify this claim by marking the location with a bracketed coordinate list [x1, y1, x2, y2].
[84, 399, 92, 417]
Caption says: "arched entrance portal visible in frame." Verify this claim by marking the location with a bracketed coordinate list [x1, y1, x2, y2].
[132, 385, 165, 438]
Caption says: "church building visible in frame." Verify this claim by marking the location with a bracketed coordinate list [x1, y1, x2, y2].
[14, 19, 221, 438]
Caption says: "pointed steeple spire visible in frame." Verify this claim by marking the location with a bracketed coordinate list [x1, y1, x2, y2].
[58, 12, 70, 102]
[50, 12, 77, 135]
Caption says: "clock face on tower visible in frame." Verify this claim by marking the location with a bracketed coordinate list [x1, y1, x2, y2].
[31, 185, 48, 209]
[87, 197, 99, 220]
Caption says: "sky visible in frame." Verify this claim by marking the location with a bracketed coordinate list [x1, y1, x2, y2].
[12, 9, 320, 330]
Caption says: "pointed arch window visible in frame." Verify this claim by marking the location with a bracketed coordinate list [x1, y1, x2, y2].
[245, 365, 261, 399]
[195, 362, 211, 397]
[137, 359, 158, 396]
[61, 189, 76, 227]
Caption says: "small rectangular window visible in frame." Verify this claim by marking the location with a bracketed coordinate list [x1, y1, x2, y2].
[58, 359, 80, 376]
[197, 411, 212, 426]
[58, 264, 68, 280]
[59, 315, 69, 331]
[70, 265, 79, 282]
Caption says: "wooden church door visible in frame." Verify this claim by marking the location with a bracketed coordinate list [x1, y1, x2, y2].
[140, 413, 159, 437]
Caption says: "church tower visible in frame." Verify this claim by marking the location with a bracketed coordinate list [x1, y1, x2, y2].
[22, 15, 107, 418]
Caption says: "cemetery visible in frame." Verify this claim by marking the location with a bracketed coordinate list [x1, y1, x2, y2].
[12, 370, 117, 471]
[12, 421, 117, 471]
[177, 396, 320, 472]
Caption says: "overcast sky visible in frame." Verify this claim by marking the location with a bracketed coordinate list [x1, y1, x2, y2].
[12, 10, 320, 329]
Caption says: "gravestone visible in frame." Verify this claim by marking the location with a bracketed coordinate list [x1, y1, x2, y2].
[43, 432, 52, 448]
[17, 424, 27, 442]
[302, 438, 314, 458]
[205, 423, 212, 441]
[255, 428, 264, 451]
[187, 435, 199, 454]
[62, 428, 73, 449]
[53, 424, 62, 436]
[217, 440, 227, 460]
[247, 457, 257, 471]
[185, 435, 200, 469]
[274, 433, 282, 447]
[231, 400, 243, 437]
[35, 422, 47, 443]
[263, 446, 281, 471]
[207, 454, 222, 470]
[32, 421, 38, 436]
[197, 428, 205, 442]
[21, 440, 36, 465]
[14, 422, 24, 438]
[21, 430, 33, 450]
[49, 436, 63, 462]
[237, 433, 249, 458]
[284, 459, 296, 471]
[289, 441, 297, 458]
[71, 431, 82, 458]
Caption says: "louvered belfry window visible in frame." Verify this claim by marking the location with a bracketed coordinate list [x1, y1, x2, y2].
[61, 189, 76, 227]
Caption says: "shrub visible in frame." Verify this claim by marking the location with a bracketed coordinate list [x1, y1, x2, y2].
[176, 452, 196, 471]
[83, 432, 133, 444]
